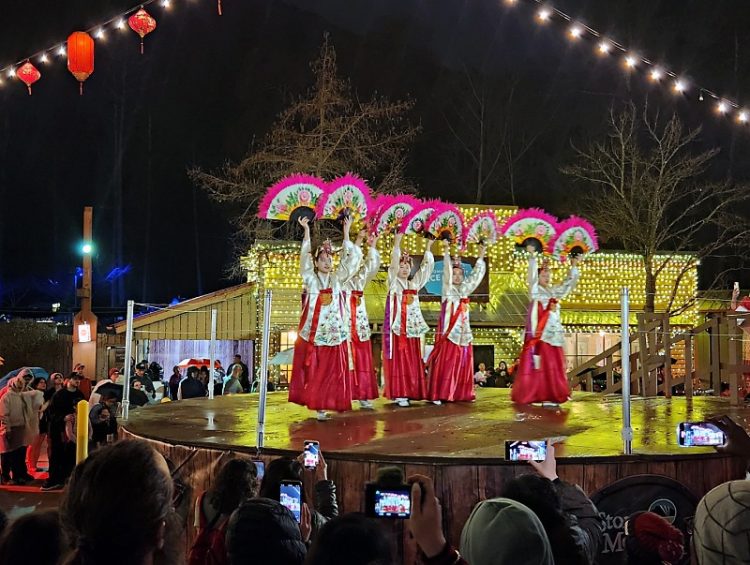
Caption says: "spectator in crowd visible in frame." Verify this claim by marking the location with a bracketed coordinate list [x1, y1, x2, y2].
[306, 513, 396, 565]
[178, 367, 207, 400]
[89, 367, 124, 405]
[259, 452, 337, 541]
[194, 458, 259, 530]
[132, 362, 156, 398]
[223, 365, 244, 395]
[496, 361, 512, 387]
[46, 373, 64, 399]
[0, 509, 66, 565]
[168, 366, 182, 400]
[473, 363, 488, 386]
[129, 380, 150, 408]
[227, 354, 250, 392]
[623, 511, 684, 565]
[460, 496, 553, 565]
[60, 440, 182, 565]
[72, 363, 92, 399]
[0, 376, 43, 484]
[26, 376, 49, 474]
[89, 390, 118, 447]
[42, 372, 85, 491]
[226, 497, 308, 565]
[502, 440, 603, 565]
[148, 361, 163, 383]
[408, 474, 467, 565]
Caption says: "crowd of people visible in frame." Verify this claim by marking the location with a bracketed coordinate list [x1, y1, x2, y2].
[0, 413, 748, 564]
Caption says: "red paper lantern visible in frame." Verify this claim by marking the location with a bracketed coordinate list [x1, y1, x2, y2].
[128, 8, 157, 54]
[67, 32, 95, 95]
[16, 61, 41, 95]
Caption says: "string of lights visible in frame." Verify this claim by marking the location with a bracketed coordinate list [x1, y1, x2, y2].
[0, 0, 221, 90]
[505, 0, 749, 125]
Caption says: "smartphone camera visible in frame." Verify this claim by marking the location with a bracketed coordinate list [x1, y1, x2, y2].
[252, 460, 265, 481]
[365, 483, 412, 519]
[303, 440, 320, 469]
[279, 480, 303, 523]
[677, 422, 726, 447]
[505, 440, 547, 462]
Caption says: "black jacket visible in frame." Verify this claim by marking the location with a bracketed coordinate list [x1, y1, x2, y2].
[553, 479, 604, 565]
[311, 480, 339, 540]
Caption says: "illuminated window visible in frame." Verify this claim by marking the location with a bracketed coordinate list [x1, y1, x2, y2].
[278, 330, 297, 385]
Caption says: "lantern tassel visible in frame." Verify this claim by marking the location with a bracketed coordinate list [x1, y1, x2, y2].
[79, 82, 84, 96]
[140, 39, 144, 55]
[218, 0, 223, 15]
[27, 86, 32, 96]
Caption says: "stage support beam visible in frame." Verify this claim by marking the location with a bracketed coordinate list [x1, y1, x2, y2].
[621, 287, 633, 455]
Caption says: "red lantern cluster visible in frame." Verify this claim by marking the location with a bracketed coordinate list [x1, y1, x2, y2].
[16, 61, 41, 95]
[67, 32, 95, 95]
[128, 8, 157, 54]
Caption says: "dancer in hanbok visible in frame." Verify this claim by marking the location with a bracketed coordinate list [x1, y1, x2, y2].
[427, 240, 486, 403]
[343, 230, 381, 409]
[383, 233, 435, 407]
[289, 216, 361, 420]
[512, 245, 580, 405]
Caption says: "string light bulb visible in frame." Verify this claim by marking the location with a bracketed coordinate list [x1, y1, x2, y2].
[6, 67, 15, 78]
[673, 79, 686, 93]
[569, 25, 583, 40]
[40, 53, 49, 64]
[717, 101, 729, 114]
[597, 41, 612, 55]
[698, 90, 704, 101]
[504, 0, 517, 4]
[57, 45, 66, 57]
[116, 19, 125, 29]
[649, 68, 663, 81]
[737, 110, 748, 124]
[537, 8, 551, 22]
[95, 28, 106, 39]
[624, 55, 637, 69]
[162, 0, 171, 7]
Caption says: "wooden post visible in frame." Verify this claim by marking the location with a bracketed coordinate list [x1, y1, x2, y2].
[663, 316, 672, 398]
[684, 332, 693, 399]
[638, 314, 649, 396]
[710, 315, 721, 395]
[72, 206, 98, 383]
[728, 319, 740, 406]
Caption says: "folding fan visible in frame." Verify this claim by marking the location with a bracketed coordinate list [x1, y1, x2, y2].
[549, 216, 599, 261]
[370, 194, 420, 235]
[501, 208, 559, 253]
[464, 211, 501, 246]
[401, 199, 441, 236]
[258, 174, 326, 222]
[316, 173, 372, 222]
[426, 203, 465, 243]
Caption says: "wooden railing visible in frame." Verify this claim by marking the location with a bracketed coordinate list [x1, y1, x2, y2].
[568, 312, 750, 405]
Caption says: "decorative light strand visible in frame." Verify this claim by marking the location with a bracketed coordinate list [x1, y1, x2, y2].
[0, 0, 219, 88]
[505, 0, 747, 126]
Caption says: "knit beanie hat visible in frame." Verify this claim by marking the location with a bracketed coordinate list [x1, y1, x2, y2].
[693, 480, 750, 564]
[459, 497, 554, 565]
[625, 511, 684, 564]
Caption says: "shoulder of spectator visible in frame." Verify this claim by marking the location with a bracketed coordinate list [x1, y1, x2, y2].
[421, 543, 467, 565]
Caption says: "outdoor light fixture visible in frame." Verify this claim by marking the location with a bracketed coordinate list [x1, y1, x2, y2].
[40, 53, 49, 64]
[82, 242, 93, 254]
[569, 26, 583, 39]
[52, 303, 61, 313]
[78, 322, 92, 343]
[717, 101, 729, 114]
[738, 111, 748, 124]
[673, 79, 686, 93]
[649, 68, 662, 81]
[57, 45, 66, 56]
[6, 68, 15, 78]
[597, 41, 611, 54]
[116, 19, 125, 29]
[624, 56, 637, 68]
[537, 8, 551, 22]
[95, 29, 105, 39]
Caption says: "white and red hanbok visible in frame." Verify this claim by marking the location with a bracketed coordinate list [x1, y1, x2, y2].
[427, 251, 486, 402]
[289, 239, 361, 412]
[383, 247, 435, 401]
[511, 255, 579, 405]
[343, 245, 381, 401]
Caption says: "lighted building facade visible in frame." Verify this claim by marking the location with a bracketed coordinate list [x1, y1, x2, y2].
[242, 205, 698, 384]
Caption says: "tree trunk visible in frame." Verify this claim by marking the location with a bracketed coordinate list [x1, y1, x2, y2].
[644, 254, 656, 313]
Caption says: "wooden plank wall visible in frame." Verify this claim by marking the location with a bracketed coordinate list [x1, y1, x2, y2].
[122, 430, 746, 564]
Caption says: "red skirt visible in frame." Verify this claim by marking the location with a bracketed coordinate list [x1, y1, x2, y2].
[427, 339, 475, 402]
[289, 337, 352, 412]
[350, 339, 379, 400]
[383, 334, 426, 400]
[511, 340, 570, 404]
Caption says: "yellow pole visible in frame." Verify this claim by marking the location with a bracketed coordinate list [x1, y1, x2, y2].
[76, 399, 89, 464]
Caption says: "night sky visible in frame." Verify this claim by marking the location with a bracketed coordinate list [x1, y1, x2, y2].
[1, 0, 749, 316]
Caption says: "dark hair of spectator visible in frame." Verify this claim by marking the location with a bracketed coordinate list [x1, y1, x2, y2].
[306, 513, 396, 565]
[0, 510, 66, 565]
[260, 457, 313, 508]
[30, 376, 47, 390]
[60, 440, 173, 565]
[210, 458, 259, 514]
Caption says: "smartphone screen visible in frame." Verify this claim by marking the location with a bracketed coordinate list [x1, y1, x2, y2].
[303, 440, 320, 469]
[252, 460, 265, 481]
[677, 422, 726, 447]
[505, 440, 547, 461]
[279, 481, 302, 523]
[372, 487, 412, 518]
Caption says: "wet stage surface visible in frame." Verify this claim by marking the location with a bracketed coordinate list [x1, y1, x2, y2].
[124, 389, 750, 462]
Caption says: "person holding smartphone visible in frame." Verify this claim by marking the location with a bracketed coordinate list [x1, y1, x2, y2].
[342, 229, 381, 410]
[427, 240, 487, 404]
[730, 282, 750, 336]
[289, 216, 362, 421]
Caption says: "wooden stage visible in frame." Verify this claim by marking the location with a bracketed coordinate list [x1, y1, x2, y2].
[123, 389, 749, 560]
